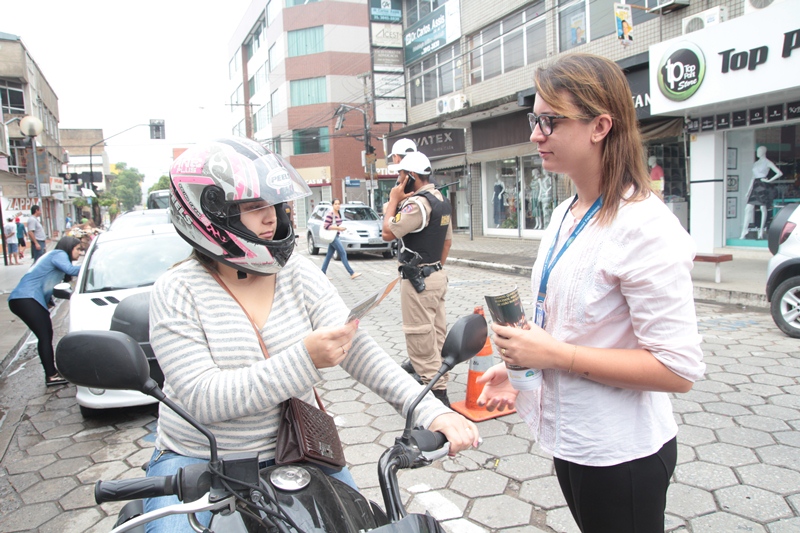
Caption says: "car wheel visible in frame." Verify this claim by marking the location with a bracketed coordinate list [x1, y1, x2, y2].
[771, 275, 800, 338]
[307, 234, 319, 255]
[382, 250, 394, 259]
[333, 249, 340, 261]
[80, 405, 100, 418]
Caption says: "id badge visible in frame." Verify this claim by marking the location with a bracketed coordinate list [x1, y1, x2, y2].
[534, 301, 546, 329]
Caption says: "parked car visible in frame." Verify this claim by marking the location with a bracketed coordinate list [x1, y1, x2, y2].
[108, 208, 170, 231]
[63, 223, 192, 416]
[766, 203, 800, 338]
[306, 202, 395, 259]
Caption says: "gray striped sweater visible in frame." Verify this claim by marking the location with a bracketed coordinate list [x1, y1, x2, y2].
[150, 254, 448, 461]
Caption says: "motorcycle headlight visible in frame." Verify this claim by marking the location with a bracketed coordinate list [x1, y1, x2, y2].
[88, 388, 106, 395]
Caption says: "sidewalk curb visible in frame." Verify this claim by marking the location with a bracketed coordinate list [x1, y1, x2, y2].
[0, 332, 30, 377]
[448, 257, 533, 277]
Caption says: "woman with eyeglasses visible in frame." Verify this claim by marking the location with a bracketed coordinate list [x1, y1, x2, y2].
[477, 54, 705, 532]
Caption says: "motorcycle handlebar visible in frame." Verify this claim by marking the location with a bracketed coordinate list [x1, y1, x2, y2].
[95, 476, 179, 504]
[409, 429, 448, 452]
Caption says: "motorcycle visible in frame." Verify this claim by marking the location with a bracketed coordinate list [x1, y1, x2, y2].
[55, 312, 487, 533]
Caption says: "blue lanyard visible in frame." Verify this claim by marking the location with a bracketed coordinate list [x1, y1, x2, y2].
[537, 195, 603, 306]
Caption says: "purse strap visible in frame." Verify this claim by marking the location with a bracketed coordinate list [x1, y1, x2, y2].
[205, 266, 326, 412]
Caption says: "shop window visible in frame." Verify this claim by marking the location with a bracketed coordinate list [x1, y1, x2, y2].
[469, 3, 545, 85]
[408, 41, 461, 106]
[0, 82, 25, 116]
[293, 127, 329, 155]
[288, 26, 324, 57]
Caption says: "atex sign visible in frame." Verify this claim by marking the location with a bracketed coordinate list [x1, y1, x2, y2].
[649, 1, 799, 115]
[390, 129, 466, 159]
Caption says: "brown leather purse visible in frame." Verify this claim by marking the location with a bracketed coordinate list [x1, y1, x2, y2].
[206, 268, 345, 469]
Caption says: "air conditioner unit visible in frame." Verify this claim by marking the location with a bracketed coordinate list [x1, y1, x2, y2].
[744, 0, 787, 15]
[682, 6, 727, 34]
[648, 0, 690, 14]
[435, 94, 467, 116]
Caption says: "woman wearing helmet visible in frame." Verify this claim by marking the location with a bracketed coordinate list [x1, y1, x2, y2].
[145, 138, 480, 532]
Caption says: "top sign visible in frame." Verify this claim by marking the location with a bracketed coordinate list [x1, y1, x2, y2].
[649, 2, 800, 115]
[403, 1, 461, 65]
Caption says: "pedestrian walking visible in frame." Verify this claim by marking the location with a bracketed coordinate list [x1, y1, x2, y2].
[382, 151, 453, 407]
[8, 236, 82, 386]
[27, 205, 47, 263]
[477, 53, 705, 533]
[16, 217, 26, 260]
[320, 199, 361, 280]
[4, 217, 20, 265]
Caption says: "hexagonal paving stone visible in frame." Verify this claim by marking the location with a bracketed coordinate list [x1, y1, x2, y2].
[4, 453, 57, 475]
[495, 453, 552, 481]
[40, 457, 92, 479]
[695, 442, 758, 467]
[334, 412, 375, 429]
[665, 483, 717, 519]
[90, 442, 139, 463]
[407, 488, 468, 521]
[441, 518, 491, 532]
[768, 517, 800, 532]
[674, 461, 737, 491]
[757, 445, 800, 473]
[703, 401, 752, 417]
[682, 412, 735, 430]
[479, 434, 530, 457]
[398, 465, 452, 492]
[26, 437, 73, 456]
[519, 475, 565, 509]
[735, 414, 790, 432]
[20, 477, 78, 504]
[676, 443, 696, 465]
[0, 502, 60, 532]
[675, 424, 716, 446]
[716, 485, 792, 522]
[716, 426, 774, 448]
[545, 505, 581, 533]
[690, 512, 767, 532]
[338, 426, 379, 445]
[450, 469, 507, 498]
[737, 463, 800, 495]
[469, 494, 533, 529]
[344, 443, 385, 465]
[39, 506, 104, 533]
[325, 400, 365, 415]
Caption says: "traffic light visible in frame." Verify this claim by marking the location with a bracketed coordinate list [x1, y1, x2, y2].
[367, 145, 376, 155]
[150, 119, 165, 140]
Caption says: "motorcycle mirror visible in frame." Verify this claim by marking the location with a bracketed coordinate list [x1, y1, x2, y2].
[56, 331, 153, 393]
[440, 314, 487, 370]
[52, 282, 73, 300]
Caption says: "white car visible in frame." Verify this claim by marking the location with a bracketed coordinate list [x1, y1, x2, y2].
[108, 208, 170, 231]
[65, 223, 192, 416]
[766, 204, 800, 338]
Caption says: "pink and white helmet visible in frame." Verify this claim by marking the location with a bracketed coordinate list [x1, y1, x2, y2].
[169, 137, 311, 276]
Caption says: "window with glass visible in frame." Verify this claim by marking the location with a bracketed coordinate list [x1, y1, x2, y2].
[558, 0, 616, 52]
[288, 26, 323, 57]
[290, 77, 327, 106]
[485, 159, 519, 229]
[404, 0, 444, 26]
[271, 89, 283, 116]
[0, 82, 25, 115]
[408, 41, 461, 107]
[7, 139, 26, 174]
[293, 127, 329, 154]
[269, 43, 281, 72]
[286, 0, 319, 5]
[267, 0, 279, 25]
[470, 2, 545, 85]
[253, 104, 272, 133]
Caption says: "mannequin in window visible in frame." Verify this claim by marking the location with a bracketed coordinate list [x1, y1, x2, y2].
[539, 171, 554, 227]
[529, 169, 542, 229]
[493, 177, 505, 227]
[740, 145, 784, 240]
[648, 156, 664, 195]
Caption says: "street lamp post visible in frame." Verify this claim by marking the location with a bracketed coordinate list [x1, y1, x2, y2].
[334, 104, 376, 210]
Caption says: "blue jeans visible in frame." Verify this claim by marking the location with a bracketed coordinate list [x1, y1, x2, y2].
[321, 235, 354, 275]
[143, 448, 357, 533]
[32, 239, 46, 263]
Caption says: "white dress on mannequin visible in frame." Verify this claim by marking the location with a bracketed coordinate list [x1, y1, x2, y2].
[740, 145, 783, 240]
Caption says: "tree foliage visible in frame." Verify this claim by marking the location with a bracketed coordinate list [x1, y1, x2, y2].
[148, 175, 170, 194]
[110, 162, 144, 211]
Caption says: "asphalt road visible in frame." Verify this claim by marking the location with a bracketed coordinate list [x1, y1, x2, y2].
[0, 251, 797, 533]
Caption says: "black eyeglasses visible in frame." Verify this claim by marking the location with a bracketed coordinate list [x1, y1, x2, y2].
[527, 113, 568, 136]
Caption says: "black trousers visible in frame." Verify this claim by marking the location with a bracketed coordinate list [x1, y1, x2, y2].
[554, 437, 677, 533]
[8, 298, 56, 377]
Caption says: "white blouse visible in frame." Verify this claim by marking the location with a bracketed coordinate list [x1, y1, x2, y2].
[516, 193, 705, 467]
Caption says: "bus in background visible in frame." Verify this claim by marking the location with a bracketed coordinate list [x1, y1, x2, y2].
[147, 190, 170, 209]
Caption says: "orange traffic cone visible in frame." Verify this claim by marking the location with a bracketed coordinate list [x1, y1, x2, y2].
[451, 305, 516, 422]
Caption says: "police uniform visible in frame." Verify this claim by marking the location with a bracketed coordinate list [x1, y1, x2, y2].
[388, 183, 452, 390]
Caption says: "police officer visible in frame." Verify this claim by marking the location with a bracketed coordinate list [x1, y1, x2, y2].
[388, 138, 417, 166]
[382, 151, 453, 406]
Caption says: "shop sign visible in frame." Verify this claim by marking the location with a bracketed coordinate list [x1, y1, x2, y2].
[649, 1, 800, 115]
[390, 128, 465, 159]
[371, 23, 403, 48]
[370, 0, 402, 23]
[374, 98, 407, 124]
[50, 176, 64, 192]
[625, 67, 651, 120]
[767, 104, 784, 122]
[7, 196, 39, 212]
[372, 47, 404, 72]
[403, 2, 461, 65]
[374, 73, 405, 98]
[788, 101, 800, 120]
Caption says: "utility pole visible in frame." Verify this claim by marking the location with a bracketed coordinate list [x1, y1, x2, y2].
[357, 72, 376, 210]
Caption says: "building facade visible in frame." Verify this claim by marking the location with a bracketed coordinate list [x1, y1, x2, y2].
[386, 0, 794, 250]
[228, 0, 403, 226]
[0, 32, 69, 238]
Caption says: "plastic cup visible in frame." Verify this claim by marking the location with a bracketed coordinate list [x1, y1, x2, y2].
[505, 363, 542, 391]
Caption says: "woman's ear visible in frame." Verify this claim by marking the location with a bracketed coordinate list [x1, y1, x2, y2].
[592, 114, 613, 144]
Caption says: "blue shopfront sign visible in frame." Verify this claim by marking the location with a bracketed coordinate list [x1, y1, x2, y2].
[403, 1, 461, 65]
[370, 0, 402, 23]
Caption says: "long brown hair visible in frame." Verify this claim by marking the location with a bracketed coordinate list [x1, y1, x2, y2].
[534, 53, 650, 224]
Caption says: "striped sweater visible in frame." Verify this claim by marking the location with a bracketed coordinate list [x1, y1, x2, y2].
[150, 254, 448, 461]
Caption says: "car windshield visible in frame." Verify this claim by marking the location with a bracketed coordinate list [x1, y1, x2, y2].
[342, 207, 379, 221]
[109, 210, 170, 231]
[148, 191, 170, 209]
[82, 231, 191, 293]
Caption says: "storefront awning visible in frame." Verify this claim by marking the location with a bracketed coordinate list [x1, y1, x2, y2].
[431, 154, 467, 171]
[467, 143, 533, 164]
[640, 118, 685, 142]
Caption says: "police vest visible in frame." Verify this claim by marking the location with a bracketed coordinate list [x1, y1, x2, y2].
[401, 190, 452, 264]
